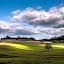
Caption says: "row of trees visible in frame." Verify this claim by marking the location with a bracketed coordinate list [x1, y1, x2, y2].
[40, 35, 64, 43]
[1, 35, 35, 41]
[1, 35, 64, 42]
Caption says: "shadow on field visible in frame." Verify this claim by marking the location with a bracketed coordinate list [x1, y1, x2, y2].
[0, 62, 11, 64]
[0, 53, 18, 58]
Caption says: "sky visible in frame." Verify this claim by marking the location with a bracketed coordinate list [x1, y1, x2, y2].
[0, 0, 64, 39]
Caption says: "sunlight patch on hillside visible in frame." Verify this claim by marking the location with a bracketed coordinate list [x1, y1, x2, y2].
[0, 42, 31, 50]
[52, 45, 64, 49]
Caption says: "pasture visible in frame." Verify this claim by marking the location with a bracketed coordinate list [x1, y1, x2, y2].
[0, 41, 64, 64]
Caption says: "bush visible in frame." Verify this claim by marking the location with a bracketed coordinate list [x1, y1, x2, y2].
[44, 43, 52, 50]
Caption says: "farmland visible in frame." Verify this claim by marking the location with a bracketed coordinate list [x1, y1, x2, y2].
[0, 41, 64, 64]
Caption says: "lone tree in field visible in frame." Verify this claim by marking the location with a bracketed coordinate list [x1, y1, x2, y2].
[43, 41, 52, 50]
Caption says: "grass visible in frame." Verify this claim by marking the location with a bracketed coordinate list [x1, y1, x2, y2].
[0, 42, 64, 64]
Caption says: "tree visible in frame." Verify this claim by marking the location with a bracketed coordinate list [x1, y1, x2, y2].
[43, 41, 52, 50]
[6, 35, 11, 39]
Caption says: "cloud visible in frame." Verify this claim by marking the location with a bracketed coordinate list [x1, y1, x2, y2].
[14, 29, 34, 35]
[0, 21, 36, 36]
[11, 6, 64, 28]
[0, 21, 11, 29]
[0, 20, 64, 38]
[0, 6, 64, 39]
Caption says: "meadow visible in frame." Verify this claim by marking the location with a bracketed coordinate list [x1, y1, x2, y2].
[0, 41, 64, 64]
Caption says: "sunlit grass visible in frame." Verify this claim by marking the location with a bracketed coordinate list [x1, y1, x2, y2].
[0, 42, 64, 64]
[0, 42, 44, 51]
[40, 43, 64, 49]
[52, 45, 64, 49]
[0, 42, 64, 51]
[0, 42, 31, 50]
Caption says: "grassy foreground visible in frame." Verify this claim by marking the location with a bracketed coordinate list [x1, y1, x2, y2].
[0, 42, 64, 64]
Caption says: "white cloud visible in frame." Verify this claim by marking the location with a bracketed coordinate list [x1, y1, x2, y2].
[0, 20, 64, 38]
[0, 6, 64, 39]
[0, 21, 11, 29]
[12, 10, 21, 14]
[0, 21, 37, 36]
[11, 6, 64, 28]
[11, 7, 50, 23]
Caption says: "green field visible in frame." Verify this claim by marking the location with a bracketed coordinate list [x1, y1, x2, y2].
[0, 42, 64, 64]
